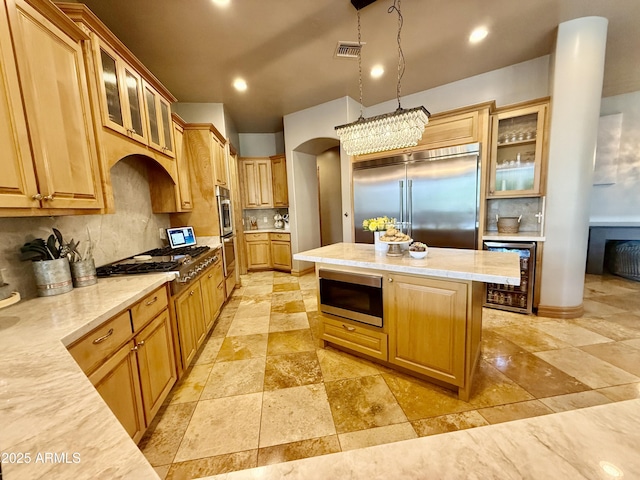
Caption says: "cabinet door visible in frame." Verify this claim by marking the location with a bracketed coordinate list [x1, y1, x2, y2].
[174, 282, 204, 369]
[488, 103, 547, 197]
[8, 0, 103, 209]
[143, 81, 162, 152]
[386, 274, 467, 386]
[200, 267, 219, 332]
[121, 64, 147, 144]
[271, 155, 288, 207]
[89, 340, 145, 443]
[242, 160, 259, 208]
[270, 240, 291, 271]
[255, 159, 273, 207]
[159, 97, 175, 158]
[247, 240, 271, 269]
[135, 310, 177, 423]
[0, 2, 38, 208]
[212, 135, 227, 186]
[173, 121, 192, 211]
[96, 43, 125, 135]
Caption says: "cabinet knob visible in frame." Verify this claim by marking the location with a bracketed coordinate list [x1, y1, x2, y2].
[208, 274, 213, 278]
[42, 194, 54, 201]
[190, 290, 194, 296]
[137, 340, 145, 347]
[32, 193, 43, 200]
[131, 345, 138, 352]
[342, 324, 356, 332]
[388, 277, 393, 283]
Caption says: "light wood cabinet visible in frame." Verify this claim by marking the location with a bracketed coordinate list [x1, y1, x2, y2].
[270, 233, 292, 271]
[200, 258, 225, 332]
[172, 118, 193, 211]
[488, 100, 548, 197]
[246, 235, 272, 270]
[1, 0, 103, 212]
[174, 282, 205, 369]
[241, 158, 273, 208]
[89, 340, 145, 443]
[321, 315, 387, 361]
[270, 154, 288, 207]
[213, 134, 228, 187]
[143, 80, 174, 158]
[135, 309, 177, 422]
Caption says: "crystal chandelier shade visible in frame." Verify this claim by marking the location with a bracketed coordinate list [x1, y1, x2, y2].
[335, 106, 429, 155]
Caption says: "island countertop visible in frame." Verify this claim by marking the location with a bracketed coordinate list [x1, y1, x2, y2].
[294, 243, 521, 285]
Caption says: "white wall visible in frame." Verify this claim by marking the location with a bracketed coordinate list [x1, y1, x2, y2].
[172, 103, 226, 135]
[291, 151, 321, 259]
[317, 147, 343, 245]
[590, 90, 640, 223]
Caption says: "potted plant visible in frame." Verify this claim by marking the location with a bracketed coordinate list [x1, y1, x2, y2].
[362, 216, 396, 252]
[19, 228, 75, 296]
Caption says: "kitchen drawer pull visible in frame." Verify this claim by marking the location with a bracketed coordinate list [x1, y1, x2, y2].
[342, 324, 356, 332]
[145, 296, 158, 306]
[208, 274, 213, 278]
[190, 290, 195, 296]
[92, 328, 114, 344]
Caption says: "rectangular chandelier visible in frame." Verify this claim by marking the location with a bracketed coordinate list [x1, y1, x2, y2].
[335, 106, 430, 156]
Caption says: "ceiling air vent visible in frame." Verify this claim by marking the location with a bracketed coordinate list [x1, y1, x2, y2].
[334, 41, 365, 59]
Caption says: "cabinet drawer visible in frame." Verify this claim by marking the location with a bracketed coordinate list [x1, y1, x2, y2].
[131, 286, 169, 332]
[245, 232, 269, 241]
[68, 310, 133, 374]
[322, 315, 387, 361]
[270, 233, 290, 241]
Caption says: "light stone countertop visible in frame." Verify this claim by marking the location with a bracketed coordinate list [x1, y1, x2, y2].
[482, 231, 546, 242]
[0, 274, 173, 480]
[244, 228, 290, 234]
[294, 243, 521, 285]
[205, 398, 640, 480]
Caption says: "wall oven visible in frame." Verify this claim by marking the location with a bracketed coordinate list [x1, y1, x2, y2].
[319, 269, 383, 327]
[216, 186, 233, 238]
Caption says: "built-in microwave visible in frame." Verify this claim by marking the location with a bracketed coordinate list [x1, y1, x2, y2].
[319, 269, 383, 327]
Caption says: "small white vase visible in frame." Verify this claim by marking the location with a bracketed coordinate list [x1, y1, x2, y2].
[374, 231, 388, 252]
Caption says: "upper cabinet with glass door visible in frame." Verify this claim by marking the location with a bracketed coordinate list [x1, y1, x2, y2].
[143, 81, 175, 158]
[488, 101, 548, 197]
[95, 40, 147, 145]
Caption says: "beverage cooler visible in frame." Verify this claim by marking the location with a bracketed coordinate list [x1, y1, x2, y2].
[483, 241, 536, 314]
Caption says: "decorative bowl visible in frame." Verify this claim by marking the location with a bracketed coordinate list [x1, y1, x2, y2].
[409, 249, 427, 259]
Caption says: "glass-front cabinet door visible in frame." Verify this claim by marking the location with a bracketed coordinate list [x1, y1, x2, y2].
[143, 81, 175, 158]
[159, 97, 175, 157]
[488, 102, 548, 197]
[97, 45, 125, 134]
[122, 66, 147, 144]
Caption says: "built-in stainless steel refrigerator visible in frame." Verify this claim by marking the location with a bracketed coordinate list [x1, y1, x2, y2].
[353, 143, 480, 249]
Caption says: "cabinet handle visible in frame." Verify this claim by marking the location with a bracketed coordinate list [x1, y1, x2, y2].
[145, 296, 158, 306]
[42, 194, 54, 201]
[183, 201, 191, 206]
[208, 274, 213, 278]
[342, 324, 356, 332]
[137, 340, 145, 347]
[190, 290, 194, 296]
[32, 193, 43, 200]
[131, 345, 138, 352]
[92, 328, 114, 344]
[388, 277, 393, 283]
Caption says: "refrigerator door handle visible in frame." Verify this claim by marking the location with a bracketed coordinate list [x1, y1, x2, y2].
[408, 179, 413, 230]
[399, 180, 404, 223]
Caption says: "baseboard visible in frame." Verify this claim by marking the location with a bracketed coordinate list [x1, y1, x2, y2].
[291, 266, 315, 277]
[536, 303, 584, 319]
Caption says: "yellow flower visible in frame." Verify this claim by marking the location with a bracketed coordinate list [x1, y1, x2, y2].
[368, 221, 378, 231]
[362, 219, 369, 228]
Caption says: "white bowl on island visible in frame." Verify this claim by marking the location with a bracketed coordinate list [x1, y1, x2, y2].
[409, 250, 428, 259]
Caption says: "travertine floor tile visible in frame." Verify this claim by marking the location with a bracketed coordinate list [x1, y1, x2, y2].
[623, 338, 640, 349]
[532, 320, 613, 346]
[481, 330, 527, 360]
[238, 293, 272, 306]
[338, 423, 417, 451]
[273, 283, 300, 292]
[569, 316, 640, 341]
[582, 298, 627, 317]
[201, 358, 266, 400]
[216, 334, 269, 361]
[580, 342, 640, 377]
[269, 312, 309, 332]
[492, 324, 572, 352]
[140, 402, 197, 466]
[175, 393, 262, 461]
[535, 347, 640, 388]
[597, 383, 640, 402]
[382, 372, 472, 420]
[273, 275, 299, 285]
[411, 411, 488, 437]
[486, 353, 590, 398]
[477, 400, 553, 424]
[235, 302, 272, 318]
[316, 347, 380, 382]
[226, 314, 270, 336]
[257, 436, 340, 466]
[153, 465, 169, 480]
[270, 291, 306, 313]
[482, 308, 544, 328]
[591, 293, 640, 312]
[468, 360, 534, 408]
[193, 336, 224, 365]
[166, 450, 257, 480]
[168, 364, 212, 404]
[325, 375, 408, 433]
[539, 391, 612, 413]
[243, 285, 273, 296]
[267, 329, 315, 355]
[259, 384, 336, 448]
[264, 351, 322, 390]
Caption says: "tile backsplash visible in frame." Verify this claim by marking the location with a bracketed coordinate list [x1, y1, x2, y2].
[243, 208, 289, 230]
[486, 197, 545, 232]
[0, 157, 170, 300]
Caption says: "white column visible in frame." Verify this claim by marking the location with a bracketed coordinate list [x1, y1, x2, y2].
[539, 17, 608, 317]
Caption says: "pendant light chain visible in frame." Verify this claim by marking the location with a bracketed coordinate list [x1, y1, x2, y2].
[357, 8, 364, 120]
[388, 0, 405, 111]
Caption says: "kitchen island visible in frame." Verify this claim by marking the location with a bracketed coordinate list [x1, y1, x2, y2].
[294, 243, 521, 400]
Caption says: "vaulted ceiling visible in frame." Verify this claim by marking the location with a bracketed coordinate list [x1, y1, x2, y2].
[74, 0, 640, 133]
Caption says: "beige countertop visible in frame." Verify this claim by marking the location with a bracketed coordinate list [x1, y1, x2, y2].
[0, 274, 173, 480]
[244, 228, 290, 234]
[294, 243, 521, 285]
[482, 231, 546, 242]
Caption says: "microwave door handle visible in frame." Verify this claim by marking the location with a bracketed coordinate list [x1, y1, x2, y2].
[399, 180, 404, 223]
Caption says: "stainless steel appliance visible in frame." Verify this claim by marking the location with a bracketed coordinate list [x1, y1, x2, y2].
[96, 244, 219, 296]
[353, 143, 480, 249]
[318, 269, 383, 327]
[483, 241, 536, 314]
[215, 185, 236, 278]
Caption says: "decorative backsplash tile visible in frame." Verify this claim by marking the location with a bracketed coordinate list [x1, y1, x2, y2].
[486, 197, 545, 232]
[0, 158, 170, 300]
[244, 208, 289, 230]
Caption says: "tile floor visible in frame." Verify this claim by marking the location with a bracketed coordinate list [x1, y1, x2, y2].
[139, 271, 640, 479]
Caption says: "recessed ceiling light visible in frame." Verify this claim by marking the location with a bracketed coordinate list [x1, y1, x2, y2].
[233, 78, 247, 92]
[371, 65, 384, 78]
[469, 27, 488, 44]
[212, 0, 230, 7]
